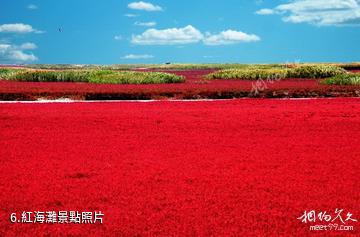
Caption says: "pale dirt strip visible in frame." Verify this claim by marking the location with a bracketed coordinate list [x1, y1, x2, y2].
[0, 97, 360, 104]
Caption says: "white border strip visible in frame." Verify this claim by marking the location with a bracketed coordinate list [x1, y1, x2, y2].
[0, 97, 359, 104]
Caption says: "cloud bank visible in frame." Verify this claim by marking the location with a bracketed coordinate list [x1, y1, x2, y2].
[0, 23, 43, 34]
[256, 0, 360, 26]
[122, 54, 154, 59]
[203, 30, 260, 45]
[131, 25, 260, 46]
[0, 42, 38, 63]
[134, 21, 157, 27]
[128, 1, 163, 12]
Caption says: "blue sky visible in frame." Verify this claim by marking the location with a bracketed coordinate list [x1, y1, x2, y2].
[0, 0, 360, 64]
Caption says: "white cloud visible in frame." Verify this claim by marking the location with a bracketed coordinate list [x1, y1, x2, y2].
[8, 50, 38, 62]
[131, 25, 203, 45]
[203, 55, 218, 59]
[255, 8, 275, 15]
[27, 4, 38, 10]
[122, 54, 154, 59]
[134, 21, 157, 27]
[0, 44, 11, 51]
[131, 25, 260, 46]
[0, 23, 43, 34]
[0, 43, 38, 63]
[19, 42, 37, 50]
[256, 0, 360, 26]
[128, 1, 163, 11]
[124, 14, 139, 18]
[114, 35, 123, 40]
[204, 30, 260, 45]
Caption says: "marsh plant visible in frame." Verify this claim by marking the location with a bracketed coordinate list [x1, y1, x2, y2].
[0, 69, 184, 84]
[206, 65, 347, 80]
[324, 74, 360, 86]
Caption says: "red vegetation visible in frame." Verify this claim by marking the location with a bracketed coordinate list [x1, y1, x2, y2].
[0, 70, 359, 100]
[0, 99, 359, 236]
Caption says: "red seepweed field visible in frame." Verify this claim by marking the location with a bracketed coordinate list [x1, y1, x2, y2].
[0, 98, 359, 236]
[1, 69, 360, 100]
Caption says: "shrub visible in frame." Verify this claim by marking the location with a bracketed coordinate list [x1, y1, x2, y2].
[323, 73, 360, 86]
[0, 68, 25, 79]
[9, 70, 91, 82]
[206, 65, 348, 80]
[287, 65, 347, 79]
[88, 70, 184, 84]
[2, 70, 185, 84]
[206, 68, 289, 80]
